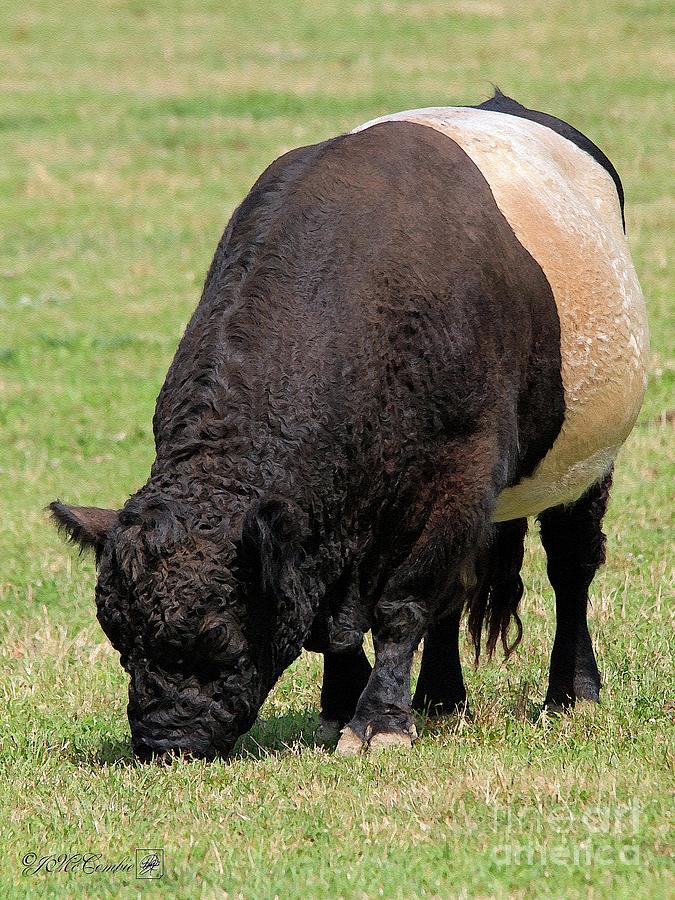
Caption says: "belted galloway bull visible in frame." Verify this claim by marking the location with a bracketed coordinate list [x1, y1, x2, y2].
[51, 91, 648, 759]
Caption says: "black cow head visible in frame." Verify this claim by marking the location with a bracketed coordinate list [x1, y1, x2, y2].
[50, 493, 312, 760]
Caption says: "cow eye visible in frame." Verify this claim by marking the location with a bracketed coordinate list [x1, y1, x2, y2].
[198, 613, 246, 662]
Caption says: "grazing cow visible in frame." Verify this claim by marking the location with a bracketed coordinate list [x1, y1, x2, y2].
[50, 91, 648, 760]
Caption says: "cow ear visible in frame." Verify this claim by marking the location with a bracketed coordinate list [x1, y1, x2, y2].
[49, 501, 119, 554]
[240, 497, 307, 593]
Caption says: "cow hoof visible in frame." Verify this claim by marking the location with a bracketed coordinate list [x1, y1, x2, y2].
[315, 718, 342, 746]
[575, 694, 600, 706]
[366, 723, 417, 752]
[541, 701, 567, 717]
[336, 726, 365, 756]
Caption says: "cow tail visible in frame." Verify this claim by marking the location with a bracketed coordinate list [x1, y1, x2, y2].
[467, 518, 528, 664]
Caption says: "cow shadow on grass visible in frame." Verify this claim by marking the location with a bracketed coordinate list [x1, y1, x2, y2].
[233, 710, 324, 760]
[68, 701, 560, 768]
[69, 737, 136, 769]
[69, 709, 326, 768]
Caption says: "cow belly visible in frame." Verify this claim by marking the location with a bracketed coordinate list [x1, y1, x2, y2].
[353, 107, 649, 522]
[492, 446, 618, 521]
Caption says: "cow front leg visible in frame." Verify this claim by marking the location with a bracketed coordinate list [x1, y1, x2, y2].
[316, 647, 372, 744]
[337, 466, 495, 754]
[412, 609, 470, 717]
[336, 586, 433, 754]
[538, 470, 612, 710]
[337, 635, 420, 754]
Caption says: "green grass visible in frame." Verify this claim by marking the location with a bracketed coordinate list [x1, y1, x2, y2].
[1, 0, 673, 896]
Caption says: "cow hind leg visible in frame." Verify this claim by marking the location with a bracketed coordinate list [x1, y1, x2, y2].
[412, 609, 470, 718]
[416, 520, 528, 720]
[538, 470, 612, 710]
[316, 647, 372, 744]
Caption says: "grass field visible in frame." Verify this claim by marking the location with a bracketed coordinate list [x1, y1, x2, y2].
[1, 0, 673, 897]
